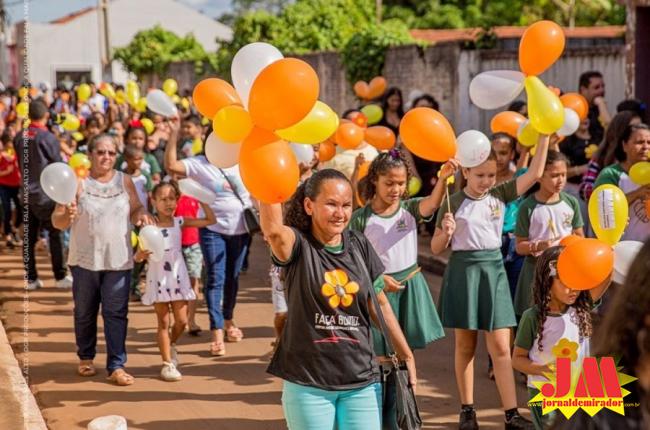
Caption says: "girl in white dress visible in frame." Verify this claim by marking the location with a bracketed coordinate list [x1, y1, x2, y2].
[135, 181, 215, 381]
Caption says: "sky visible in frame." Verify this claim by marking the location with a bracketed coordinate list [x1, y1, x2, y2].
[4, 0, 232, 24]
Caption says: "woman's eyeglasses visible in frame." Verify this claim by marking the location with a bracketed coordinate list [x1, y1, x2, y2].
[95, 149, 117, 157]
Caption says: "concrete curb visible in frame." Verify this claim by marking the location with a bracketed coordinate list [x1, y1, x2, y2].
[0, 318, 48, 430]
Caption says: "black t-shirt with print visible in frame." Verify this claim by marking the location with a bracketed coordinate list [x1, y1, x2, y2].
[267, 228, 385, 391]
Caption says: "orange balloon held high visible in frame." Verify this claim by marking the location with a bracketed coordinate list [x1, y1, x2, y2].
[399, 108, 456, 162]
[367, 76, 387, 99]
[560, 93, 589, 121]
[248, 58, 319, 131]
[239, 137, 299, 204]
[357, 161, 371, 179]
[318, 141, 336, 162]
[364, 126, 396, 150]
[519, 20, 565, 76]
[193, 78, 241, 119]
[490, 111, 527, 138]
[557, 238, 613, 291]
[335, 122, 365, 150]
[354, 81, 370, 100]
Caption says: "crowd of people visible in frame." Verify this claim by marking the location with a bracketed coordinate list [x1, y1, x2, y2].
[0, 69, 648, 430]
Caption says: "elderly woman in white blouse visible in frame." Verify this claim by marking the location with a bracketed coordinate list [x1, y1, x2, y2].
[52, 134, 154, 386]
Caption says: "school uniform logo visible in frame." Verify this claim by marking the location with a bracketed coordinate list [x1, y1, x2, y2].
[396, 217, 409, 232]
[321, 269, 359, 309]
[562, 213, 573, 229]
[488, 200, 501, 219]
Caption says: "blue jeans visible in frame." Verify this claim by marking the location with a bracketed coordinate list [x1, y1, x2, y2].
[70, 266, 131, 374]
[282, 381, 382, 430]
[199, 228, 250, 330]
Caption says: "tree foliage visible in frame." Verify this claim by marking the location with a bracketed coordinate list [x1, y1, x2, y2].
[113, 25, 209, 79]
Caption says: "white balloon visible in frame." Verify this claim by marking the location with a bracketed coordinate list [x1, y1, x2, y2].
[290, 142, 315, 165]
[556, 108, 581, 137]
[146, 89, 177, 117]
[204, 132, 241, 168]
[88, 415, 127, 430]
[231, 42, 283, 109]
[455, 130, 491, 168]
[40, 162, 78, 204]
[178, 178, 216, 204]
[612, 241, 644, 284]
[469, 70, 525, 110]
[138, 225, 165, 262]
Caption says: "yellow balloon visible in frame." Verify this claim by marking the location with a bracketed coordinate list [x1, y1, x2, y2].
[131, 231, 138, 248]
[529, 144, 537, 156]
[525, 76, 564, 134]
[69, 152, 91, 170]
[517, 121, 539, 147]
[629, 161, 650, 186]
[201, 116, 210, 126]
[136, 97, 148, 113]
[213, 105, 253, 143]
[276, 101, 340, 144]
[141, 118, 155, 135]
[61, 114, 80, 131]
[16, 101, 28, 118]
[360, 104, 383, 125]
[18, 87, 29, 99]
[588, 184, 628, 246]
[126, 81, 140, 107]
[163, 79, 178, 96]
[181, 97, 190, 110]
[191, 138, 203, 155]
[71, 132, 84, 142]
[408, 176, 421, 196]
[99, 83, 116, 99]
[171, 94, 181, 104]
[115, 90, 126, 105]
[584, 143, 598, 159]
[77, 84, 91, 103]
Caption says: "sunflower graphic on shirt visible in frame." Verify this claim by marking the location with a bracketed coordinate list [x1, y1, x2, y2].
[321, 269, 359, 309]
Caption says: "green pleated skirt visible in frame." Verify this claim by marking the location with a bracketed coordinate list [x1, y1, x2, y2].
[514, 256, 538, 317]
[439, 249, 516, 331]
[372, 264, 445, 356]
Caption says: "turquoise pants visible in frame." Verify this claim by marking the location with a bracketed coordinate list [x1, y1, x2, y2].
[282, 381, 382, 430]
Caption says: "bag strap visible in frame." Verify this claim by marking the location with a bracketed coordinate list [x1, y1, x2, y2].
[348, 231, 398, 362]
[218, 168, 246, 207]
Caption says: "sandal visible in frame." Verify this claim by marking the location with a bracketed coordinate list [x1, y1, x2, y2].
[107, 368, 135, 386]
[225, 326, 243, 343]
[188, 324, 202, 337]
[209, 341, 226, 357]
[77, 361, 96, 377]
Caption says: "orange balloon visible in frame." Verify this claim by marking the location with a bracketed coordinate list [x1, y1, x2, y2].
[490, 111, 527, 138]
[559, 234, 582, 247]
[239, 137, 300, 204]
[335, 123, 365, 150]
[365, 126, 396, 150]
[354, 81, 370, 100]
[560, 93, 589, 121]
[519, 20, 565, 76]
[349, 112, 368, 128]
[248, 58, 319, 131]
[318, 141, 336, 162]
[548, 85, 561, 96]
[193, 78, 241, 119]
[357, 161, 370, 179]
[367, 76, 387, 100]
[557, 238, 613, 291]
[399, 108, 456, 162]
[242, 126, 280, 150]
[646, 199, 650, 218]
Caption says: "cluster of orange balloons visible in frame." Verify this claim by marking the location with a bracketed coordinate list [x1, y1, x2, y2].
[334, 112, 396, 151]
[353, 76, 387, 101]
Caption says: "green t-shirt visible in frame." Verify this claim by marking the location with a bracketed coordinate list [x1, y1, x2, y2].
[115, 152, 161, 178]
[515, 191, 583, 241]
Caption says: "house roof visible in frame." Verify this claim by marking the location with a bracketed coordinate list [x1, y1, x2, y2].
[410, 25, 625, 43]
[49, 6, 96, 24]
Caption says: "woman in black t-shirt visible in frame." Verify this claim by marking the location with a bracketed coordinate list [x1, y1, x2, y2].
[260, 169, 416, 430]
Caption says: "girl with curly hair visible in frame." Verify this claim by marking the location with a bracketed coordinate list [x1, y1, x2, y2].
[512, 246, 611, 429]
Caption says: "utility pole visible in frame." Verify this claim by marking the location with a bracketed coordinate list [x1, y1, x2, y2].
[0, 0, 7, 86]
[98, 0, 112, 82]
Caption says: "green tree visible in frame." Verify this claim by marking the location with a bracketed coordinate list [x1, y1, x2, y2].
[113, 25, 209, 79]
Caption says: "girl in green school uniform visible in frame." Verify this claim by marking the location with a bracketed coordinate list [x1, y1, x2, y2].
[513, 150, 584, 319]
[431, 134, 551, 430]
[349, 149, 459, 429]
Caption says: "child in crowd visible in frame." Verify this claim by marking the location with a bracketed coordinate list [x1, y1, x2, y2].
[123, 144, 152, 211]
[512, 246, 610, 429]
[0, 132, 21, 248]
[116, 126, 162, 184]
[134, 181, 215, 381]
[514, 150, 584, 319]
[431, 134, 551, 430]
[350, 149, 458, 429]
[179, 115, 203, 159]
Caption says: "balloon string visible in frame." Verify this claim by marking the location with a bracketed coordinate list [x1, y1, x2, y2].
[445, 183, 451, 214]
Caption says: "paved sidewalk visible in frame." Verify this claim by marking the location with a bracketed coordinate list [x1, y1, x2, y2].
[0, 238, 529, 429]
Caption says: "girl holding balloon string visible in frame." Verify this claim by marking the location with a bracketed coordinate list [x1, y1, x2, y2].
[430, 134, 551, 430]
[513, 150, 584, 320]
[134, 180, 215, 382]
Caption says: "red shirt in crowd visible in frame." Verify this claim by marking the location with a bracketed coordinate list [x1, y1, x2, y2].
[175, 194, 200, 246]
[0, 151, 21, 187]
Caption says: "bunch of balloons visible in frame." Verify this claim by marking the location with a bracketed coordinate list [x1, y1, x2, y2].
[353, 76, 387, 101]
[68, 153, 91, 179]
[333, 111, 396, 151]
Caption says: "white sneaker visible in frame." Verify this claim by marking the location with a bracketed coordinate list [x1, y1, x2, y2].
[56, 275, 73, 289]
[170, 344, 179, 366]
[160, 362, 182, 381]
[27, 279, 43, 290]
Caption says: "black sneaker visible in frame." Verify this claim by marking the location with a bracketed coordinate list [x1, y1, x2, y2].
[505, 412, 534, 430]
[459, 409, 479, 430]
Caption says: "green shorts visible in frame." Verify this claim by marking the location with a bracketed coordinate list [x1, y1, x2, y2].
[182, 243, 203, 279]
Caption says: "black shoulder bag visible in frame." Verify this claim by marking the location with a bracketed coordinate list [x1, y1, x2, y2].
[349, 232, 422, 430]
[218, 168, 261, 234]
